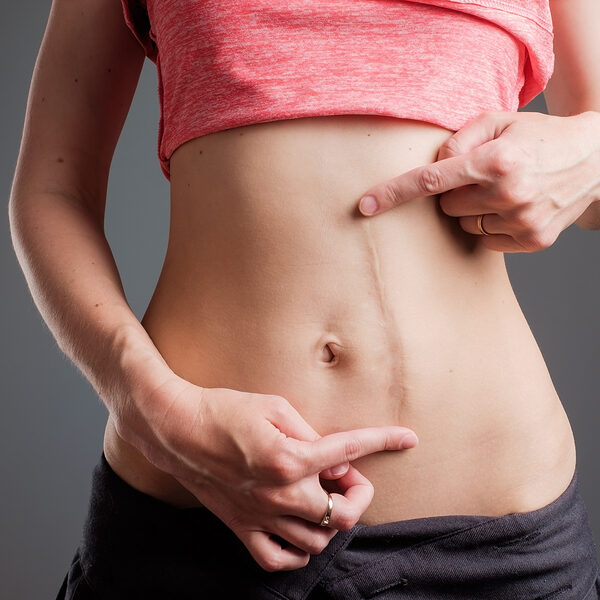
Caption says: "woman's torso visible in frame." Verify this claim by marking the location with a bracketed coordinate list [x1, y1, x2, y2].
[104, 115, 576, 525]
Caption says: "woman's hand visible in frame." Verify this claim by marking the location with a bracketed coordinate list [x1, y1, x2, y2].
[118, 377, 418, 572]
[357, 110, 600, 251]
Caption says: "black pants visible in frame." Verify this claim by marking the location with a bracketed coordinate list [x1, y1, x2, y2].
[57, 454, 600, 599]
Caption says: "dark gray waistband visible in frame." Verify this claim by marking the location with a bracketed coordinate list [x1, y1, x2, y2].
[79, 456, 597, 600]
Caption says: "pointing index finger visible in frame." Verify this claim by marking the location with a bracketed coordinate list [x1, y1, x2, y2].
[359, 152, 484, 215]
[293, 426, 418, 479]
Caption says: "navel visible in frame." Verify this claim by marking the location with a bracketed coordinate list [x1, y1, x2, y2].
[316, 336, 342, 367]
[320, 342, 336, 363]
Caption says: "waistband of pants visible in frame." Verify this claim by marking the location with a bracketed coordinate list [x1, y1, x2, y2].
[352, 462, 581, 546]
[79, 453, 592, 600]
[263, 465, 588, 599]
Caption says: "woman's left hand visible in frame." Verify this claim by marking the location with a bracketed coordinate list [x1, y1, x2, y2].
[357, 110, 600, 252]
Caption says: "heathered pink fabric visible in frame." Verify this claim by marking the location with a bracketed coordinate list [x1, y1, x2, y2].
[120, 0, 554, 181]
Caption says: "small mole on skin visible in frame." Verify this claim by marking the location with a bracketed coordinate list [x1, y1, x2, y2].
[94, 303, 102, 307]
[198, 150, 203, 154]
[41, 97, 45, 102]
[107, 68, 112, 73]
[367, 133, 371, 137]
[57, 157, 64, 163]
[408, 146, 412, 151]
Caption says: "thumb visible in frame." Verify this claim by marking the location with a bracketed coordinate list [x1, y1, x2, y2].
[436, 110, 517, 160]
[319, 462, 350, 480]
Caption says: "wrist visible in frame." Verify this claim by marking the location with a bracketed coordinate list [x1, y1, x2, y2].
[572, 111, 600, 230]
[109, 322, 184, 442]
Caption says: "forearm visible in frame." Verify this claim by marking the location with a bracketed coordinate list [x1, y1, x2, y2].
[570, 111, 600, 231]
[8, 191, 179, 432]
[550, 109, 600, 231]
[540, 96, 600, 230]
[543, 0, 600, 232]
[569, 111, 600, 230]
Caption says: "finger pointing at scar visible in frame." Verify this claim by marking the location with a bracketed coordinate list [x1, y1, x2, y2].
[357, 139, 503, 216]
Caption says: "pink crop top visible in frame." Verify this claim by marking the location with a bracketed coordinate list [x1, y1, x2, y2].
[120, 0, 554, 181]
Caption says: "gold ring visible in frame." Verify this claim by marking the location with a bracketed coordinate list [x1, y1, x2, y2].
[319, 493, 333, 527]
[476, 214, 491, 236]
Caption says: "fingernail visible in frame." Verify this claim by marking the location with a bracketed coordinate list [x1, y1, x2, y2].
[359, 196, 378, 215]
[401, 433, 418, 449]
[330, 463, 349, 476]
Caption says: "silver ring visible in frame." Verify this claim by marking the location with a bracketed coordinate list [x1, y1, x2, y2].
[319, 493, 333, 527]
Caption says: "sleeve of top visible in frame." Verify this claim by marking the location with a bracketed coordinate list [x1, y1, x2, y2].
[120, 0, 158, 62]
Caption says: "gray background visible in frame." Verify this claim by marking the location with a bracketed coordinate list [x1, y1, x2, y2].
[2, 3, 598, 599]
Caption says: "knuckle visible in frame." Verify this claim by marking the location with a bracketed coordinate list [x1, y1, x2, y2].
[262, 394, 288, 418]
[261, 393, 280, 410]
[260, 552, 284, 572]
[267, 450, 301, 484]
[417, 166, 445, 194]
[336, 511, 360, 531]
[513, 206, 539, 231]
[544, 229, 559, 248]
[489, 144, 517, 178]
[380, 183, 403, 208]
[265, 396, 288, 424]
[252, 486, 288, 510]
[514, 205, 542, 237]
[496, 182, 529, 211]
[343, 437, 363, 462]
[509, 179, 536, 207]
[519, 228, 555, 252]
[481, 110, 498, 121]
[306, 534, 329, 555]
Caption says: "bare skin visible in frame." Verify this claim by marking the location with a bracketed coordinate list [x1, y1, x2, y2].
[105, 114, 576, 525]
[10, 0, 598, 575]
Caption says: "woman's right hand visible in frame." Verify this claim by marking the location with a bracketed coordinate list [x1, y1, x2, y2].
[117, 376, 418, 572]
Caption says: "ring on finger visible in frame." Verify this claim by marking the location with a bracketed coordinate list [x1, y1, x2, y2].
[319, 493, 334, 527]
[476, 214, 491, 236]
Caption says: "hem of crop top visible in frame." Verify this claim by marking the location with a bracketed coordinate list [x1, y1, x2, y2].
[120, 0, 553, 182]
[420, 0, 552, 31]
[157, 104, 518, 182]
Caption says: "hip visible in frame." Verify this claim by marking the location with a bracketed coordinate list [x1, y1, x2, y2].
[58, 454, 598, 599]
[107, 288, 577, 524]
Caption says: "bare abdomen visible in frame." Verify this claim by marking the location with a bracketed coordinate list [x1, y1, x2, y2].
[107, 115, 576, 524]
